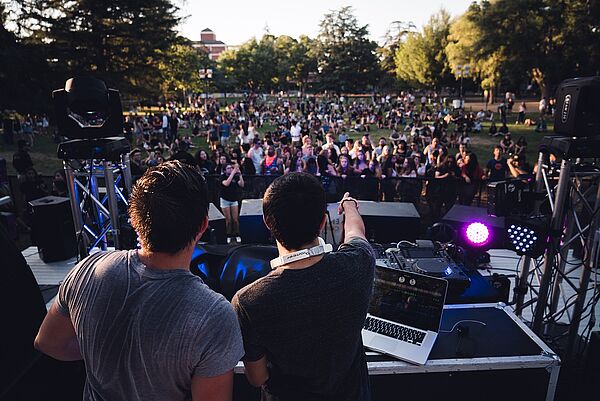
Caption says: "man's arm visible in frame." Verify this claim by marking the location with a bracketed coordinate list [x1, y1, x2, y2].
[243, 356, 269, 387]
[338, 192, 366, 242]
[34, 303, 81, 361]
[191, 370, 234, 401]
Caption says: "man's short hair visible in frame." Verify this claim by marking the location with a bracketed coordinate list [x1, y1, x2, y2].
[129, 161, 208, 254]
[263, 172, 326, 250]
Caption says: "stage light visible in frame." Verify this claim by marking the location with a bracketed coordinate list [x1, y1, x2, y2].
[505, 215, 549, 258]
[464, 222, 491, 247]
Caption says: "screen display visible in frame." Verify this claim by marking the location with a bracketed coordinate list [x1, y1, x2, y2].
[369, 267, 447, 332]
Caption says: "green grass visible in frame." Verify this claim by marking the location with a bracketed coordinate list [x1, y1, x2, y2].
[0, 111, 550, 176]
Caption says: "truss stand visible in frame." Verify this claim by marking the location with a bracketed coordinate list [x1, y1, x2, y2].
[514, 151, 547, 315]
[526, 136, 600, 356]
[58, 137, 132, 258]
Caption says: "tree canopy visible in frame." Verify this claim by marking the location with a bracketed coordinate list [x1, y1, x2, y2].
[316, 6, 380, 93]
[395, 10, 453, 90]
[2, 1, 600, 112]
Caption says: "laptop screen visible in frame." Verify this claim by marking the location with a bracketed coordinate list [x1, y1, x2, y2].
[369, 267, 447, 332]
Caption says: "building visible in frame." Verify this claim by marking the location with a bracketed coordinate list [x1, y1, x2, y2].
[192, 28, 227, 61]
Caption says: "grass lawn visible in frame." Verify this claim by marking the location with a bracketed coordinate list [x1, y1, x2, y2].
[0, 111, 551, 176]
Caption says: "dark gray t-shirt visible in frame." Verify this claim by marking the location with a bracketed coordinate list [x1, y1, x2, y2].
[56, 250, 244, 401]
[232, 237, 375, 401]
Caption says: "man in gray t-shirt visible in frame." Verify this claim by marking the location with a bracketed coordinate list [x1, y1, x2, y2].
[35, 161, 243, 401]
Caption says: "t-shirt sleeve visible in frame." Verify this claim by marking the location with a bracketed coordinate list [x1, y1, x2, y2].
[54, 256, 90, 317]
[231, 292, 267, 362]
[337, 237, 376, 271]
[192, 297, 244, 377]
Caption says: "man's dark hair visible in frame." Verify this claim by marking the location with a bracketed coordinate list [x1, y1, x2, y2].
[263, 172, 326, 250]
[129, 160, 208, 254]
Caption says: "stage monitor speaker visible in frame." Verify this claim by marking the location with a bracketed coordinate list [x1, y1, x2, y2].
[554, 76, 600, 137]
[29, 196, 77, 262]
[200, 203, 227, 244]
[239, 199, 273, 244]
[358, 201, 421, 243]
[441, 205, 505, 249]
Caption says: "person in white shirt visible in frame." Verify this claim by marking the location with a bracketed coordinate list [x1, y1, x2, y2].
[290, 121, 301, 144]
[322, 133, 341, 162]
[247, 137, 264, 172]
[161, 113, 169, 134]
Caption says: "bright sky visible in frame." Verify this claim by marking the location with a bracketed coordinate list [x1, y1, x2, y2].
[178, 0, 474, 46]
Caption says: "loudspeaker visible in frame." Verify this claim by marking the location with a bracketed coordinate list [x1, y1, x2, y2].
[29, 196, 77, 262]
[200, 203, 227, 244]
[358, 201, 421, 243]
[239, 199, 273, 244]
[554, 76, 600, 137]
[487, 179, 531, 217]
[442, 205, 505, 249]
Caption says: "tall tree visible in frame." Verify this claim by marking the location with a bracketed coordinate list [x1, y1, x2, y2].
[395, 10, 454, 90]
[15, 0, 180, 98]
[316, 6, 380, 93]
[378, 21, 417, 90]
[0, 2, 52, 112]
[157, 37, 212, 102]
[447, 0, 600, 100]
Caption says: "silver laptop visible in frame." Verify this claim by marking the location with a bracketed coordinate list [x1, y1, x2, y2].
[362, 267, 448, 365]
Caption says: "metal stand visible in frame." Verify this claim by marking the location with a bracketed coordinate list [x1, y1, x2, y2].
[516, 138, 600, 357]
[63, 153, 132, 258]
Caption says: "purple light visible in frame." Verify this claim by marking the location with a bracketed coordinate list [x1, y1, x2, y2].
[465, 222, 490, 246]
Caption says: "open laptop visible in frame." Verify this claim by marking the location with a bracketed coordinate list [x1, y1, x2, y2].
[362, 267, 448, 365]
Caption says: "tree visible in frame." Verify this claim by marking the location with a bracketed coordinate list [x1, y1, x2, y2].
[378, 21, 417, 90]
[447, 0, 600, 100]
[316, 6, 380, 93]
[0, 2, 52, 112]
[15, 0, 181, 99]
[394, 10, 454, 90]
[157, 38, 212, 102]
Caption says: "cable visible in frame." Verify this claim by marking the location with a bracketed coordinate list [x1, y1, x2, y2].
[396, 240, 417, 248]
[439, 319, 487, 333]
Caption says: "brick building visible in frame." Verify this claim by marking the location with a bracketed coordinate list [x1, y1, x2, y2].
[192, 28, 227, 61]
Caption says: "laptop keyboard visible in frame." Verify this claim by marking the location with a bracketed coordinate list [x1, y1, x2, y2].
[364, 317, 426, 345]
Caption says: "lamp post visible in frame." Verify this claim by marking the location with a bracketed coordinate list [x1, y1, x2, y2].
[199, 68, 213, 110]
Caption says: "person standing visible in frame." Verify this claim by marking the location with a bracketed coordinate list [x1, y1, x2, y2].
[220, 162, 245, 243]
[232, 174, 375, 401]
[34, 161, 244, 401]
[486, 146, 508, 182]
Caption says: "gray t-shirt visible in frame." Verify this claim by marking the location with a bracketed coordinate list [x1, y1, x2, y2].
[56, 250, 244, 401]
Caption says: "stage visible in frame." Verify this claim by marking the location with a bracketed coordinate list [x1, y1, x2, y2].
[25, 244, 600, 400]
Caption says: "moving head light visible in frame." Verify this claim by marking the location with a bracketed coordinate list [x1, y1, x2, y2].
[53, 77, 123, 139]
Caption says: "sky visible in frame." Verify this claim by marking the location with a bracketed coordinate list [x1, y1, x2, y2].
[178, 0, 475, 46]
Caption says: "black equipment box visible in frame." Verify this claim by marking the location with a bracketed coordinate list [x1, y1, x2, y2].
[233, 303, 560, 401]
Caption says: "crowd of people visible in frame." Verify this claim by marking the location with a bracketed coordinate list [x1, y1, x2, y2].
[123, 93, 537, 230]
[4, 92, 542, 239]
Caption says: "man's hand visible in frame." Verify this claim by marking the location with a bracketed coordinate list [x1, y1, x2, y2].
[338, 192, 366, 242]
[338, 192, 358, 215]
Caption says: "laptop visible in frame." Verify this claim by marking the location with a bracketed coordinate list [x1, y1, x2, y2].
[362, 267, 448, 365]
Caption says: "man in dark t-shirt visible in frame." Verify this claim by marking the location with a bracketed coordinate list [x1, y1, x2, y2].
[232, 173, 375, 401]
[486, 146, 508, 182]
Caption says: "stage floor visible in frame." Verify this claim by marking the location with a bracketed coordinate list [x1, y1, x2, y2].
[24, 246, 599, 336]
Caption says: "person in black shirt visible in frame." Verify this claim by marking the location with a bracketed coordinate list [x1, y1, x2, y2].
[486, 146, 508, 182]
[232, 173, 374, 401]
[220, 162, 244, 243]
[169, 141, 196, 166]
[12, 140, 33, 180]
